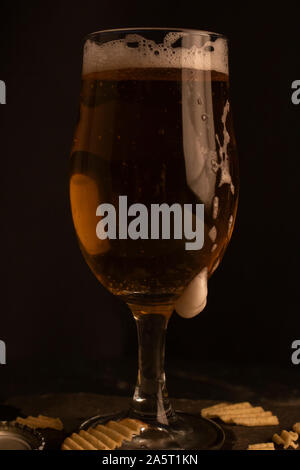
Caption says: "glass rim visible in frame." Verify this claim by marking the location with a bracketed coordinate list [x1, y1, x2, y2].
[86, 27, 227, 40]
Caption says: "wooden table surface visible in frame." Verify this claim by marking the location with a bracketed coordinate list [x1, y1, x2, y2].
[2, 392, 300, 450]
[1, 358, 300, 450]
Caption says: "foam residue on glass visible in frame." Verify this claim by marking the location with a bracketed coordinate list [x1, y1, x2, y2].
[228, 214, 234, 235]
[175, 267, 208, 318]
[212, 196, 219, 219]
[208, 226, 217, 243]
[213, 100, 235, 195]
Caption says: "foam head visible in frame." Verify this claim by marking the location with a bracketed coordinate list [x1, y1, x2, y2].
[83, 32, 228, 75]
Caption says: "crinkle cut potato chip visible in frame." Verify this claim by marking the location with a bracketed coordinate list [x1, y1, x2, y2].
[201, 402, 251, 418]
[61, 418, 148, 450]
[234, 415, 279, 427]
[220, 411, 272, 424]
[293, 423, 300, 434]
[15, 415, 63, 431]
[201, 402, 279, 426]
[247, 442, 275, 450]
[88, 427, 118, 450]
[273, 430, 299, 449]
[79, 430, 109, 450]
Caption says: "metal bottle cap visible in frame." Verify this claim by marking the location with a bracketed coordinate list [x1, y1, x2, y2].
[0, 421, 45, 450]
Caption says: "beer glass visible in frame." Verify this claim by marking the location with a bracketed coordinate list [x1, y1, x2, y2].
[70, 27, 239, 449]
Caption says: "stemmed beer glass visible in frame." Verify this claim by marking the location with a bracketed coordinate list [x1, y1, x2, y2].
[69, 27, 239, 449]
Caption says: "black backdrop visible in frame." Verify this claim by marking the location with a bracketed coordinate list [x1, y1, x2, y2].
[0, 0, 299, 399]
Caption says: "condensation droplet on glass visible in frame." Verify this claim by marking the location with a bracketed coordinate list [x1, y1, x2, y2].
[209, 226, 217, 243]
[201, 114, 208, 121]
[212, 196, 219, 219]
[197, 97, 202, 105]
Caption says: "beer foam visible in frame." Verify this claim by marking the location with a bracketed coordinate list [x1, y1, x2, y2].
[175, 267, 208, 318]
[83, 33, 228, 75]
[213, 100, 235, 195]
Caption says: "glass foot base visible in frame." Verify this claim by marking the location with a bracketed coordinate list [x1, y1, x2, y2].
[80, 410, 224, 450]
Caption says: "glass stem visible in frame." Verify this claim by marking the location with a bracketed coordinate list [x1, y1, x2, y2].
[129, 313, 175, 425]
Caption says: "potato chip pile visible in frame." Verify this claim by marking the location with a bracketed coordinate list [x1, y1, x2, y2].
[201, 401, 279, 426]
[248, 427, 300, 450]
[273, 429, 299, 449]
[62, 418, 147, 450]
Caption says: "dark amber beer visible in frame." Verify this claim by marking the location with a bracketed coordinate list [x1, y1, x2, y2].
[70, 34, 238, 316]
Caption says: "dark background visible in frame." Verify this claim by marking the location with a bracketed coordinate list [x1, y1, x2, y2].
[0, 0, 299, 401]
